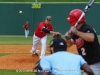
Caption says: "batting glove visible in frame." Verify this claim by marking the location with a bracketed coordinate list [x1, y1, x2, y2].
[69, 26, 78, 34]
[65, 30, 73, 40]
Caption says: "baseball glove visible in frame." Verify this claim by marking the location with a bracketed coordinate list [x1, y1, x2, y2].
[52, 34, 61, 38]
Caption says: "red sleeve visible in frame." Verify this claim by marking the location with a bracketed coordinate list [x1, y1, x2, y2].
[38, 22, 45, 30]
[23, 24, 26, 28]
[50, 24, 53, 31]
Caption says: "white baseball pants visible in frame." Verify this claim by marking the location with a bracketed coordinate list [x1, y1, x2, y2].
[25, 30, 29, 38]
[31, 34, 47, 59]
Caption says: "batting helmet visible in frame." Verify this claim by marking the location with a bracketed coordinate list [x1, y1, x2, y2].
[67, 9, 85, 26]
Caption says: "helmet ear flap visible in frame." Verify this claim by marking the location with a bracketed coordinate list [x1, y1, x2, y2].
[67, 17, 73, 26]
[67, 17, 70, 24]
[67, 17, 75, 26]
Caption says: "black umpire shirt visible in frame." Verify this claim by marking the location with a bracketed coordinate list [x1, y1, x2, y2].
[72, 23, 100, 65]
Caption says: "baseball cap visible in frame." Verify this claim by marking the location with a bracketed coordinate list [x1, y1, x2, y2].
[50, 37, 67, 52]
[45, 16, 52, 21]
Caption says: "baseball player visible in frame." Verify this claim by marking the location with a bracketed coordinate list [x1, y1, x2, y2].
[23, 21, 30, 38]
[65, 9, 100, 75]
[40, 37, 94, 75]
[30, 16, 61, 59]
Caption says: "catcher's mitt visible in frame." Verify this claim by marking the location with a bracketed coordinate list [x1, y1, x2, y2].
[52, 34, 61, 38]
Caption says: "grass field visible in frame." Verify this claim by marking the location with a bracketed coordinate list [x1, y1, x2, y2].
[0, 35, 100, 75]
[0, 35, 52, 45]
[0, 35, 65, 45]
[0, 36, 33, 45]
[0, 35, 100, 45]
[0, 0, 100, 2]
[0, 69, 36, 75]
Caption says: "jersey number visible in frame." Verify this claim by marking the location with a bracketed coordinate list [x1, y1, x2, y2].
[81, 48, 86, 55]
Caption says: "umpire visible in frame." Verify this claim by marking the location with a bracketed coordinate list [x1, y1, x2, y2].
[40, 37, 94, 75]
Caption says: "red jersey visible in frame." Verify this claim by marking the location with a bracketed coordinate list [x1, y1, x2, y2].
[23, 23, 30, 30]
[35, 21, 53, 38]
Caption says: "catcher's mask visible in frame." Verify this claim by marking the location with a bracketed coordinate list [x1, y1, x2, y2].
[49, 37, 67, 53]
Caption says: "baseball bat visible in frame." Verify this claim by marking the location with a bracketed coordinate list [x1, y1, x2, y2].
[74, 0, 95, 27]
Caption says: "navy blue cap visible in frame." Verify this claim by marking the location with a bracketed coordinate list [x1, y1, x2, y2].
[50, 37, 67, 52]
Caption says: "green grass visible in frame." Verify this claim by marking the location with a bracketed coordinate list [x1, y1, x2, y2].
[0, 53, 30, 57]
[0, 36, 33, 45]
[0, 35, 99, 45]
[0, 53, 11, 56]
[0, 69, 83, 75]
[98, 36, 100, 42]
[0, 35, 54, 45]
[0, 0, 100, 2]
[0, 69, 36, 75]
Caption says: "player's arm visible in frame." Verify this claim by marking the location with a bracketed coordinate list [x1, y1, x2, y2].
[76, 31, 94, 42]
[80, 56, 94, 75]
[42, 28, 61, 36]
[23, 24, 26, 29]
[38, 23, 61, 35]
[42, 28, 50, 33]
[69, 26, 95, 42]
[82, 64, 94, 75]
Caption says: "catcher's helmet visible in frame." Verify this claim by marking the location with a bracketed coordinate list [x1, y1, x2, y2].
[67, 9, 85, 26]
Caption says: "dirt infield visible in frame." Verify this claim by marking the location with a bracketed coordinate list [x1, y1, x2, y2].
[0, 45, 78, 70]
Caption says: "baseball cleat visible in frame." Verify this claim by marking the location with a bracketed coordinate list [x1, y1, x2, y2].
[30, 50, 39, 56]
[34, 53, 39, 56]
[32, 53, 39, 57]
[35, 53, 39, 56]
